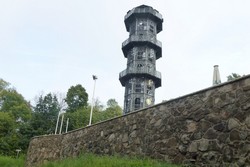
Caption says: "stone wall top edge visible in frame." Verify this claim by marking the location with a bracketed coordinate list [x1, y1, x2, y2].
[157, 74, 250, 106]
[31, 134, 61, 139]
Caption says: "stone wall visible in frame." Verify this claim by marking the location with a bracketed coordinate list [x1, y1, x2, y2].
[26, 75, 250, 167]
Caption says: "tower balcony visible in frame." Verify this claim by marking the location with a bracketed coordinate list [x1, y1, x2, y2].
[122, 36, 162, 59]
[119, 67, 161, 88]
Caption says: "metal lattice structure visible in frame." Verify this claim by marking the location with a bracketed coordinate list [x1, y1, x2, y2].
[119, 5, 163, 114]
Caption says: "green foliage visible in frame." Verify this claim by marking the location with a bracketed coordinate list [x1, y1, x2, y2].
[41, 153, 179, 167]
[0, 155, 25, 167]
[31, 93, 60, 135]
[104, 99, 122, 118]
[0, 79, 33, 156]
[0, 154, 179, 167]
[65, 84, 88, 112]
[0, 112, 14, 136]
[65, 107, 90, 130]
[0, 78, 10, 91]
[64, 99, 122, 132]
[0, 78, 123, 156]
[227, 73, 242, 81]
[0, 89, 32, 122]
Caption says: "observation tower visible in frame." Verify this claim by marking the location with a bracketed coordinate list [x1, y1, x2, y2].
[119, 5, 163, 114]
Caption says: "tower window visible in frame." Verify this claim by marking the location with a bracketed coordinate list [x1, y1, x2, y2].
[137, 51, 143, 59]
[135, 98, 140, 109]
[135, 84, 141, 93]
[137, 64, 144, 70]
[138, 22, 147, 30]
[137, 51, 146, 59]
[147, 64, 153, 72]
[139, 33, 143, 39]
[148, 49, 154, 62]
[149, 25, 154, 33]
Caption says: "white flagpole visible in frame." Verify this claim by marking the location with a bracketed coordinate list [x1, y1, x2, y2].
[55, 109, 61, 134]
[66, 118, 69, 133]
[59, 113, 64, 134]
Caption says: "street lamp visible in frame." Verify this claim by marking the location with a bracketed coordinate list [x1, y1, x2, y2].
[88, 75, 98, 126]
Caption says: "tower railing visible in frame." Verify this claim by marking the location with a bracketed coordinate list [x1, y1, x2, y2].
[119, 67, 161, 79]
[122, 36, 162, 49]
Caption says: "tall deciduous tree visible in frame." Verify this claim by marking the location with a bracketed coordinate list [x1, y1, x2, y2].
[0, 78, 32, 155]
[65, 84, 88, 112]
[0, 89, 32, 122]
[0, 112, 16, 155]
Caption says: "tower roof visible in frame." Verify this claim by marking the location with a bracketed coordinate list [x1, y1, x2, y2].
[124, 4, 163, 33]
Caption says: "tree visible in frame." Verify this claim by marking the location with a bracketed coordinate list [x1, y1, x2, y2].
[107, 99, 119, 108]
[31, 93, 60, 135]
[0, 78, 33, 155]
[227, 73, 242, 81]
[0, 112, 15, 137]
[0, 78, 10, 91]
[102, 99, 122, 120]
[65, 84, 88, 112]
[0, 89, 32, 122]
[65, 107, 90, 131]
[64, 99, 122, 131]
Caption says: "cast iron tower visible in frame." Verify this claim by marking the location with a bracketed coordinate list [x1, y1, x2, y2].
[119, 5, 163, 114]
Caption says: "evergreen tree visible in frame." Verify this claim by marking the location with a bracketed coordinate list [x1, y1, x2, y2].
[31, 93, 60, 135]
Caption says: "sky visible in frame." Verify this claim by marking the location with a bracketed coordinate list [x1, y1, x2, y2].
[0, 0, 249, 107]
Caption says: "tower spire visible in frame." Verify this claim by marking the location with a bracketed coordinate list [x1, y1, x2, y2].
[119, 5, 163, 114]
[213, 65, 221, 85]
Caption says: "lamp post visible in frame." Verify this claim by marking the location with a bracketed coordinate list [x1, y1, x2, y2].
[88, 75, 97, 126]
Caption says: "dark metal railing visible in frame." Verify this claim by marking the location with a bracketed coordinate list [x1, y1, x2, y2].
[119, 67, 161, 79]
[122, 35, 162, 48]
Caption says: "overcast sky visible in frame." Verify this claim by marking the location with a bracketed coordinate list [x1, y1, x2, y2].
[1, 0, 249, 107]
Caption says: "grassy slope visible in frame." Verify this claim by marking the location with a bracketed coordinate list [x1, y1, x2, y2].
[0, 155, 24, 167]
[0, 154, 180, 167]
[41, 154, 180, 167]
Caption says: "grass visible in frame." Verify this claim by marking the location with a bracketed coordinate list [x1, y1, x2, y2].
[0, 155, 25, 167]
[0, 153, 180, 167]
[41, 153, 180, 167]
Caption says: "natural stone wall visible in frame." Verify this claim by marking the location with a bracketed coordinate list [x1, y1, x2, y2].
[26, 75, 250, 167]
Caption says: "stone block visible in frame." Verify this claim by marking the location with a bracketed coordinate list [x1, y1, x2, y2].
[203, 128, 219, 139]
[228, 118, 241, 130]
[188, 141, 198, 153]
[198, 139, 209, 151]
[186, 120, 198, 133]
[230, 130, 241, 141]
